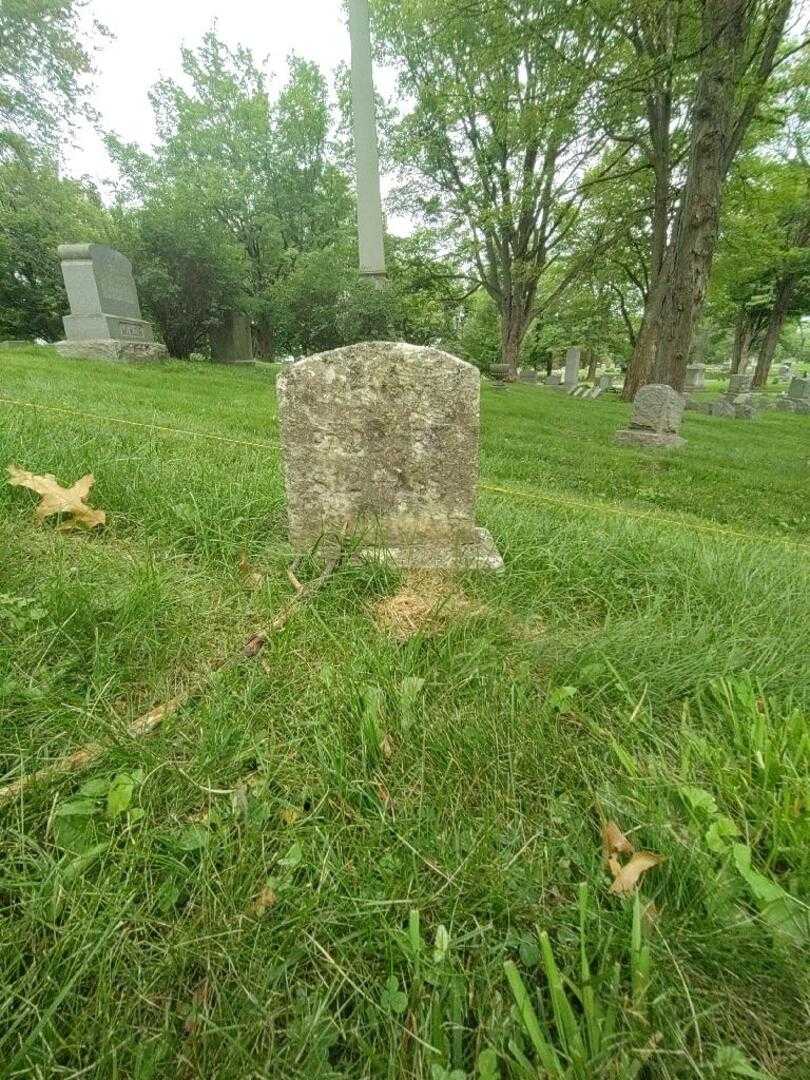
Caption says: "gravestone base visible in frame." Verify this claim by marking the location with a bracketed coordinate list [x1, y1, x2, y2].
[684, 399, 712, 414]
[356, 527, 504, 572]
[55, 339, 168, 362]
[614, 429, 686, 449]
[777, 397, 810, 414]
[63, 313, 156, 342]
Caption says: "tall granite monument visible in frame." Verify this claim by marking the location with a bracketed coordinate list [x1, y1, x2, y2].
[55, 244, 166, 361]
[277, 341, 503, 570]
[563, 346, 581, 389]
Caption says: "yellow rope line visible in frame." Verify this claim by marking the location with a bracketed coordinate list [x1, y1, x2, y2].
[3, 394, 809, 554]
[0, 397, 279, 452]
[479, 482, 810, 554]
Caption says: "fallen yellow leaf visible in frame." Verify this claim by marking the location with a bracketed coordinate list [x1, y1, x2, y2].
[7, 465, 105, 530]
[602, 820, 634, 864]
[609, 851, 664, 895]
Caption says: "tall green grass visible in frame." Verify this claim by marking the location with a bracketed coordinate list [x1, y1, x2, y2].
[0, 349, 808, 1077]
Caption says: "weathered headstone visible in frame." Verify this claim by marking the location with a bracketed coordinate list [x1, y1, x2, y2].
[489, 363, 514, 383]
[615, 384, 686, 448]
[710, 398, 737, 418]
[598, 374, 614, 391]
[54, 244, 166, 361]
[276, 342, 504, 570]
[684, 364, 705, 391]
[776, 375, 810, 414]
[563, 346, 581, 389]
[519, 369, 538, 383]
[0, 340, 32, 350]
[211, 312, 253, 364]
[726, 373, 753, 396]
[545, 371, 562, 387]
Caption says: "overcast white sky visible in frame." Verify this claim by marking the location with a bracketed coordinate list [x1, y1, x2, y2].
[65, 0, 378, 189]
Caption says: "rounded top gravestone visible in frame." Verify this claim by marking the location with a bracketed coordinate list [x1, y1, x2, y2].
[630, 384, 685, 433]
[276, 341, 503, 570]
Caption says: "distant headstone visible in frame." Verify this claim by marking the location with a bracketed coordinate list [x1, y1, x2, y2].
[710, 398, 737, 419]
[563, 346, 581, 388]
[691, 327, 709, 362]
[0, 340, 31, 350]
[778, 364, 792, 380]
[489, 363, 514, 383]
[54, 244, 166, 361]
[776, 375, 810, 414]
[211, 312, 253, 364]
[277, 341, 504, 570]
[787, 375, 810, 402]
[615, 384, 686, 448]
[598, 374, 614, 391]
[726, 373, 753, 397]
[545, 371, 562, 387]
[519, 369, 538, 383]
[684, 364, 705, 391]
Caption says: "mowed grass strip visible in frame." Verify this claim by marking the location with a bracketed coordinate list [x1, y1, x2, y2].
[0, 348, 808, 1078]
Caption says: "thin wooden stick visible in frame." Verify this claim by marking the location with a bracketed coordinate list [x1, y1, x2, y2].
[0, 554, 342, 804]
[0, 697, 185, 803]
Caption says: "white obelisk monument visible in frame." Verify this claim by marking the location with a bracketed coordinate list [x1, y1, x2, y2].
[348, 0, 387, 285]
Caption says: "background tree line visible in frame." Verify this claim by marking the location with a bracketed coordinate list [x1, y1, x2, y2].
[1, 0, 807, 390]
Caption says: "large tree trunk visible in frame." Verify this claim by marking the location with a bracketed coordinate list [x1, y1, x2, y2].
[621, 296, 662, 400]
[621, 71, 672, 400]
[500, 299, 530, 377]
[650, 0, 746, 390]
[730, 310, 753, 373]
[752, 276, 795, 388]
[254, 321, 274, 359]
[625, 0, 790, 395]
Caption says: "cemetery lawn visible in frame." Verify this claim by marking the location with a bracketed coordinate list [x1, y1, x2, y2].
[1, 347, 809, 1079]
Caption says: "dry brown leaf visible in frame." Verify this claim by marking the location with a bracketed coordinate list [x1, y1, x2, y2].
[609, 851, 663, 895]
[243, 632, 267, 657]
[608, 855, 623, 880]
[280, 807, 300, 826]
[602, 820, 634, 865]
[7, 465, 106, 530]
[252, 885, 278, 915]
[381, 732, 395, 760]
